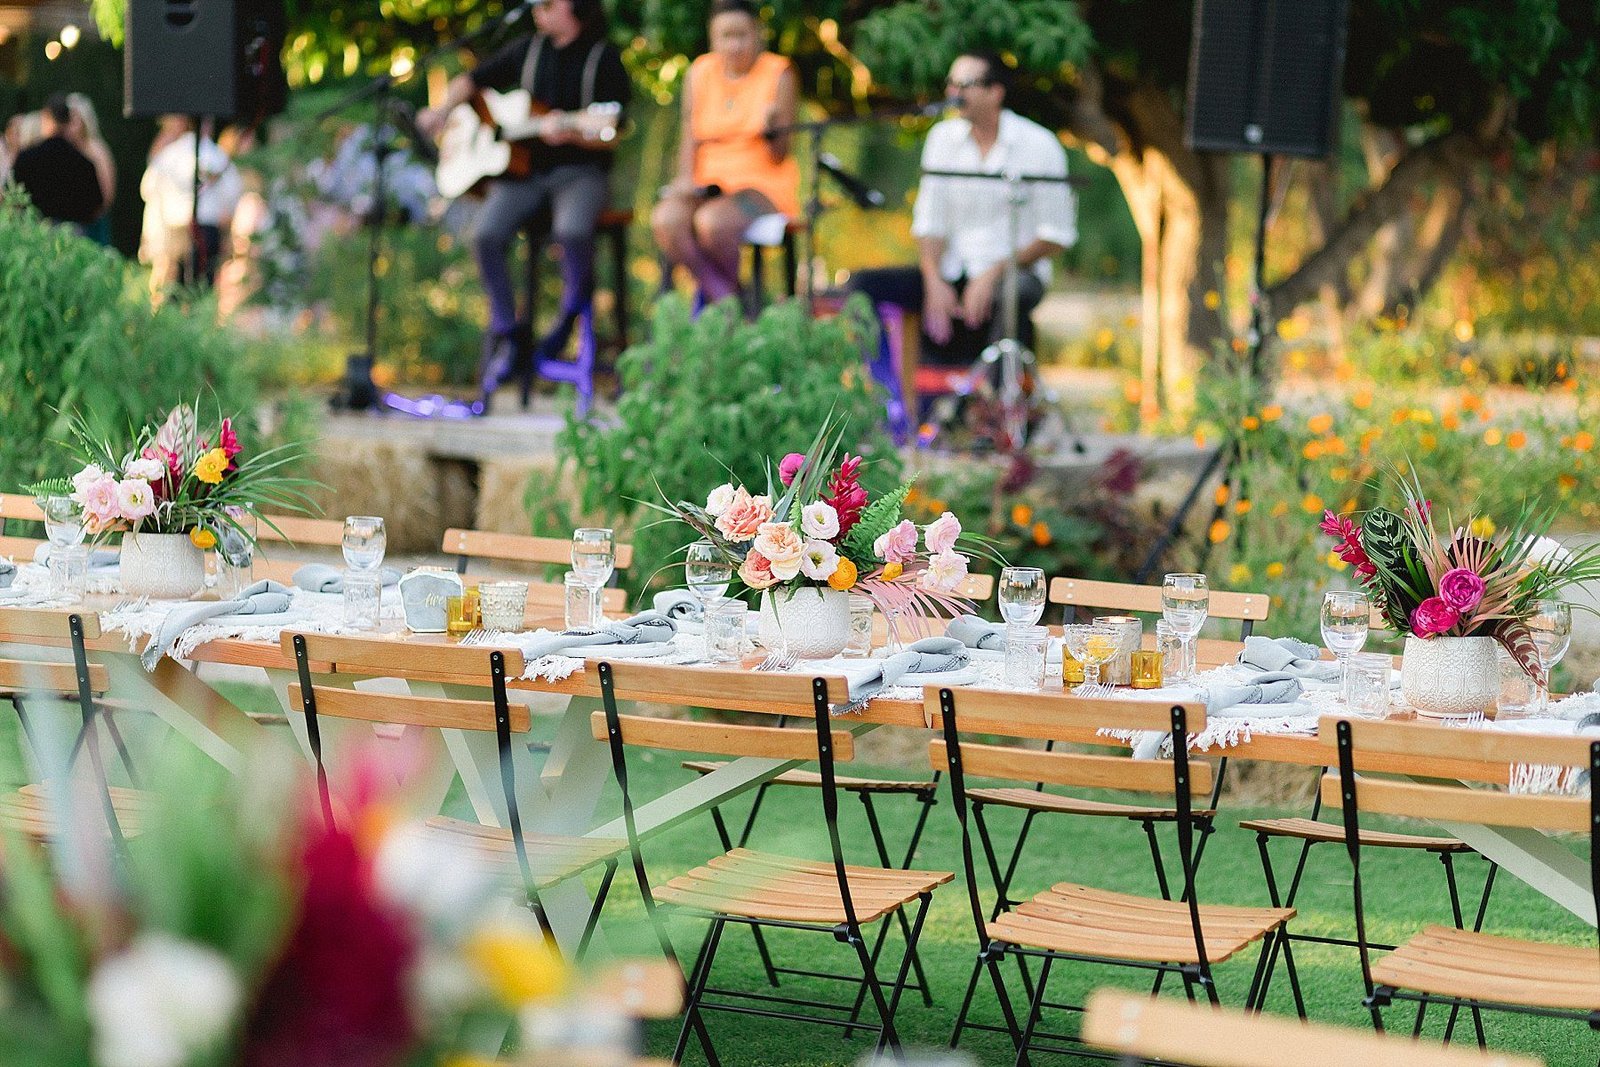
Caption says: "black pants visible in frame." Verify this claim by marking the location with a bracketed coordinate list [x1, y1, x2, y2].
[849, 266, 1044, 367]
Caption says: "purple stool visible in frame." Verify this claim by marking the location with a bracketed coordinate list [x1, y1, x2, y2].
[869, 302, 912, 444]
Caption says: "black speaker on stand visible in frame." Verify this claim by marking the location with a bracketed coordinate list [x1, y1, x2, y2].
[125, 0, 286, 121]
[1136, 0, 1349, 581]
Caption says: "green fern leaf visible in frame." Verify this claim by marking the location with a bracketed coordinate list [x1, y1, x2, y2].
[843, 480, 914, 563]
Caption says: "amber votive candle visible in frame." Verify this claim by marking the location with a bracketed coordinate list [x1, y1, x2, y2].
[1130, 649, 1163, 689]
[1062, 652, 1085, 686]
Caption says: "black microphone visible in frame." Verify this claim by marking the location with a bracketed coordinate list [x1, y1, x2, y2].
[818, 153, 885, 209]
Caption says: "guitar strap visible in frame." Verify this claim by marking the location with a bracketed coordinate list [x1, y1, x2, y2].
[519, 34, 607, 110]
[519, 34, 549, 97]
[580, 39, 604, 108]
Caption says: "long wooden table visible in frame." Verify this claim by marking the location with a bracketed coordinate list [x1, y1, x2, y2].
[2, 613, 1592, 946]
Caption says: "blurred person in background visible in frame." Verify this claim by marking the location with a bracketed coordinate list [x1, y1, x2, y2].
[10, 93, 103, 232]
[139, 116, 243, 303]
[65, 93, 116, 246]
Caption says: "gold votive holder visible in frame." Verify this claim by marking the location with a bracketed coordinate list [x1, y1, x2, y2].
[1062, 652, 1085, 686]
[446, 588, 480, 637]
[1130, 649, 1163, 689]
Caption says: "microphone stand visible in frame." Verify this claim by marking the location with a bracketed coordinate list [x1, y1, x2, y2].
[316, 1, 537, 413]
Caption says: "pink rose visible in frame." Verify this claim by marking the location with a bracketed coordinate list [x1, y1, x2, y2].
[1438, 567, 1486, 613]
[738, 550, 779, 590]
[81, 475, 120, 534]
[752, 521, 805, 581]
[714, 487, 773, 543]
[873, 520, 919, 564]
[778, 453, 807, 487]
[919, 550, 969, 592]
[1410, 597, 1461, 638]
[924, 511, 961, 555]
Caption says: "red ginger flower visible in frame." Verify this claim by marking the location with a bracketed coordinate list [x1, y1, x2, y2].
[825, 455, 867, 538]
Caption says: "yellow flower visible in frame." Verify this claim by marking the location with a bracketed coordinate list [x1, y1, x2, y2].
[1483, 427, 1504, 446]
[1307, 413, 1334, 435]
[1193, 429, 1210, 448]
[828, 557, 858, 591]
[1203, 289, 1221, 310]
[1408, 408, 1433, 424]
[189, 527, 217, 550]
[1208, 519, 1231, 544]
[1031, 522, 1053, 547]
[1301, 494, 1324, 515]
[1326, 550, 1350, 572]
[880, 561, 904, 582]
[1011, 503, 1033, 527]
[1265, 561, 1285, 579]
[465, 925, 567, 1007]
[1239, 415, 1261, 432]
[1418, 432, 1437, 452]
[1260, 404, 1284, 422]
[192, 447, 229, 485]
[1228, 563, 1252, 585]
[1270, 501, 1290, 518]
[1468, 516, 1496, 539]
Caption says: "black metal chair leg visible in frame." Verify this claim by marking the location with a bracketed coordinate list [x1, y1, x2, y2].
[897, 786, 939, 869]
[99, 705, 140, 786]
[986, 953, 1032, 1067]
[848, 916, 904, 1057]
[1243, 934, 1275, 1012]
[876, 893, 933, 1051]
[1412, 996, 1430, 1037]
[948, 955, 985, 1049]
[574, 861, 617, 962]
[1011, 956, 1052, 1067]
[672, 916, 726, 1066]
[860, 794, 932, 1006]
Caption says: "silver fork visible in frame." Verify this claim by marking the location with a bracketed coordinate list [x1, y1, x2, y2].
[754, 646, 797, 673]
[458, 628, 490, 646]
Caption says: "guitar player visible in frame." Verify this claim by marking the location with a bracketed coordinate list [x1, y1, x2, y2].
[418, 0, 630, 406]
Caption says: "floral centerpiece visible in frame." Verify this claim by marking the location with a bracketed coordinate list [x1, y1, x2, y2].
[1319, 469, 1600, 714]
[42, 405, 311, 598]
[657, 422, 989, 658]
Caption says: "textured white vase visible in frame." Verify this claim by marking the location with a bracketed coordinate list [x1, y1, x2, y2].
[120, 532, 206, 600]
[759, 586, 851, 659]
[1401, 635, 1500, 718]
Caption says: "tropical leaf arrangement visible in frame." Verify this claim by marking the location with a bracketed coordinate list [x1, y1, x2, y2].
[648, 416, 1002, 631]
[1320, 466, 1600, 681]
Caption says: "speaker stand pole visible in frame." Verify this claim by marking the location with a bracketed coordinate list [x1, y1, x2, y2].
[1134, 153, 1274, 583]
[189, 114, 203, 289]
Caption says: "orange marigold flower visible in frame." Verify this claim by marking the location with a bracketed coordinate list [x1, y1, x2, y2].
[1307, 413, 1334, 435]
[1460, 393, 1483, 412]
[1352, 389, 1373, 410]
[1011, 503, 1033, 526]
[1208, 519, 1231, 544]
[1031, 522, 1053, 547]
[1323, 436, 1347, 455]
[1506, 430, 1528, 450]
[1302, 440, 1324, 461]
[1234, 499, 1253, 515]
[1270, 501, 1290, 518]
[1559, 473, 1579, 492]
[1441, 412, 1460, 431]
[1301, 493, 1324, 515]
[1240, 415, 1261, 431]
[1214, 485, 1231, 507]
[1483, 427, 1504, 446]
[1574, 431, 1595, 452]
[1265, 561, 1285, 579]
[1260, 404, 1284, 422]
[1419, 432, 1438, 452]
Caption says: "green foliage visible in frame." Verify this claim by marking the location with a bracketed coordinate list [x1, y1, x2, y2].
[541, 294, 898, 597]
[842, 480, 912, 563]
[856, 0, 1093, 94]
[0, 191, 261, 493]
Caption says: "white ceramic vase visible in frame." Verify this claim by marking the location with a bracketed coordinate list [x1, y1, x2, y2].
[758, 586, 851, 660]
[120, 532, 206, 600]
[1400, 635, 1500, 718]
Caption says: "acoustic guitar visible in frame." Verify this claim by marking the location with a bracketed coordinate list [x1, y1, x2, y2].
[435, 89, 622, 199]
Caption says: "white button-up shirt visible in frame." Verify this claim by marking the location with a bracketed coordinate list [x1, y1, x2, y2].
[911, 109, 1077, 285]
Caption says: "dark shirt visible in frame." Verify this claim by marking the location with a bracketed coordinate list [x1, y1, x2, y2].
[13, 136, 103, 226]
[471, 33, 631, 172]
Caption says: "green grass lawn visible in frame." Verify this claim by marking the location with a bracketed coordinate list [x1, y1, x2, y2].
[6, 688, 1595, 1066]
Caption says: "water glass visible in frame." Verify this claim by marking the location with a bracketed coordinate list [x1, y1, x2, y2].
[1528, 599, 1572, 714]
[1320, 589, 1371, 701]
[1496, 645, 1536, 720]
[1003, 624, 1050, 691]
[342, 516, 387, 572]
[706, 599, 750, 663]
[480, 580, 529, 632]
[48, 545, 89, 601]
[342, 570, 382, 630]
[845, 596, 875, 658]
[1156, 621, 1193, 682]
[1161, 573, 1209, 681]
[1344, 652, 1394, 718]
[565, 572, 599, 630]
[572, 528, 615, 588]
[997, 566, 1046, 627]
[39, 495, 86, 549]
[685, 539, 732, 610]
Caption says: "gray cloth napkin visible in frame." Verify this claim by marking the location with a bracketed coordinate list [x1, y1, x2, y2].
[33, 544, 120, 574]
[141, 579, 298, 669]
[1129, 671, 1305, 760]
[1237, 635, 1340, 682]
[517, 611, 678, 661]
[0, 560, 13, 589]
[946, 614, 1006, 651]
[653, 590, 702, 627]
[292, 563, 402, 593]
[837, 636, 970, 713]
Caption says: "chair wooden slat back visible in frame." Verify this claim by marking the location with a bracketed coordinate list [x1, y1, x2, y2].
[930, 737, 1211, 797]
[281, 631, 526, 680]
[0, 659, 108, 697]
[0, 608, 102, 642]
[444, 528, 636, 572]
[921, 686, 1207, 741]
[1081, 989, 1543, 1067]
[0, 494, 45, 523]
[256, 514, 345, 546]
[568, 660, 850, 714]
[591, 710, 852, 762]
[1049, 577, 1270, 626]
[286, 683, 530, 733]
[953, 572, 994, 602]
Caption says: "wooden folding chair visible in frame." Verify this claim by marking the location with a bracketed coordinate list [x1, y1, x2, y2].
[282, 631, 625, 954]
[250, 513, 346, 584]
[591, 661, 953, 1064]
[1325, 715, 1600, 1043]
[0, 492, 47, 560]
[443, 527, 632, 614]
[1080, 988, 1543, 1066]
[932, 685, 1292, 1061]
[0, 609, 142, 849]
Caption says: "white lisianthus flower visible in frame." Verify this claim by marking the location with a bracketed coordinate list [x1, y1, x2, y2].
[800, 501, 840, 541]
[1524, 535, 1574, 573]
[70, 464, 106, 502]
[919, 550, 970, 592]
[705, 483, 737, 517]
[88, 934, 242, 1067]
[798, 539, 841, 581]
[123, 458, 165, 483]
[116, 478, 157, 522]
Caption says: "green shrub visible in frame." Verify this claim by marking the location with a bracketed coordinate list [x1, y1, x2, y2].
[534, 294, 899, 595]
[0, 191, 261, 490]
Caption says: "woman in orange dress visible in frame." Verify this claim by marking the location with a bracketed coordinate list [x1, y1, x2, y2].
[651, 0, 799, 303]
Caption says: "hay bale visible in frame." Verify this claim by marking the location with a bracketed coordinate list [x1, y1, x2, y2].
[305, 439, 441, 554]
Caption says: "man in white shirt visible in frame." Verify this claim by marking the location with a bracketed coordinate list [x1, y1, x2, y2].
[139, 117, 244, 302]
[851, 50, 1076, 366]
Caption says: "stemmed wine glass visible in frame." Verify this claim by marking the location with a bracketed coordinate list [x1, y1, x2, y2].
[571, 528, 615, 626]
[342, 516, 387, 571]
[684, 540, 732, 614]
[1321, 589, 1372, 702]
[1161, 573, 1209, 682]
[1528, 599, 1573, 715]
[998, 566, 1047, 628]
[1063, 622, 1120, 694]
